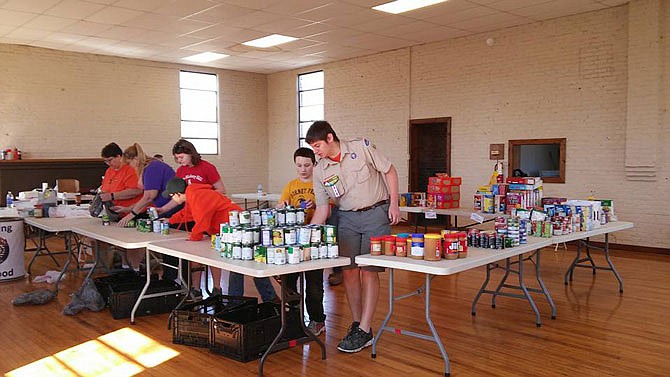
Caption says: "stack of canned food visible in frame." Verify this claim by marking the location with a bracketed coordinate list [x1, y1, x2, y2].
[212, 207, 338, 265]
[118, 207, 170, 235]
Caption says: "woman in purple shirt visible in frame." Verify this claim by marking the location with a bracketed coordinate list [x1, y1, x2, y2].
[114, 143, 175, 270]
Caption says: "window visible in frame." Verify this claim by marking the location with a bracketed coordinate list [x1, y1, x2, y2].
[508, 138, 566, 183]
[179, 71, 219, 154]
[298, 71, 324, 147]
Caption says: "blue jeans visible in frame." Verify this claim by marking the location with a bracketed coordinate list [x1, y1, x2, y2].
[228, 272, 277, 302]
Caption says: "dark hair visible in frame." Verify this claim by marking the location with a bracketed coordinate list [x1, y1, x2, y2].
[172, 139, 202, 165]
[305, 121, 339, 144]
[294, 147, 315, 164]
[101, 142, 122, 158]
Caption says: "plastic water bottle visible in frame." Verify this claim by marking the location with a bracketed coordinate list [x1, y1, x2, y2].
[6, 191, 13, 208]
[257, 184, 263, 198]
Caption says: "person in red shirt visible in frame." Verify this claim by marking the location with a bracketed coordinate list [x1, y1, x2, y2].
[164, 178, 241, 295]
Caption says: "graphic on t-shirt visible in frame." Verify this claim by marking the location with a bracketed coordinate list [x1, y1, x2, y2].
[183, 174, 205, 184]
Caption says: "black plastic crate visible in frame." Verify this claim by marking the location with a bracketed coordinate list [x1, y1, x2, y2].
[94, 271, 140, 305]
[172, 295, 258, 348]
[210, 302, 283, 362]
[109, 278, 183, 320]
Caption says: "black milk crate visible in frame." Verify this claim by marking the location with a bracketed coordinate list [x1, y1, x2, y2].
[108, 278, 183, 320]
[210, 302, 283, 362]
[172, 295, 258, 348]
[94, 271, 141, 306]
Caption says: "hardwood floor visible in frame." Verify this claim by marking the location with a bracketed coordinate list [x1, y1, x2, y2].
[1, 231, 668, 376]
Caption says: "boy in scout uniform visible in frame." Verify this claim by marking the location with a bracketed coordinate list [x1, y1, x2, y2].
[307, 121, 400, 353]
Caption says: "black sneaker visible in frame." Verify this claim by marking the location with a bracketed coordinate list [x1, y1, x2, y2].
[337, 327, 373, 353]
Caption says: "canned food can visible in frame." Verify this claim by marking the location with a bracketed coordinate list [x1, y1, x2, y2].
[242, 228, 254, 245]
[310, 225, 321, 244]
[251, 210, 261, 226]
[254, 246, 266, 263]
[261, 227, 272, 246]
[296, 208, 305, 225]
[303, 245, 311, 261]
[287, 245, 301, 264]
[274, 246, 286, 265]
[319, 243, 328, 259]
[327, 244, 339, 258]
[153, 219, 162, 233]
[215, 235, 222, 252]
[148, 207, 158, 220]
[298, 226, 311, 245]
[232, 244, 242, 259]
[286, 207, 296, 225]
[229, 210, 239, 226]
[266, 246, 275, 264]
[232, 227, 243, 243]
[252, 227, 260, 244]
[272, 228, 284, 246]
[242, 246, 253, 260]
[276, 209, 286, 226]
[261, 210, 269, 226]
[239, 211, 251, 225]
[284, 227, 296, 245]
[126, 219, 136, 228]
[323, 225, 336, 243]
[310, 243, 320, 260]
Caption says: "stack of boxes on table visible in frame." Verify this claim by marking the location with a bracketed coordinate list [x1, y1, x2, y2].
[212, 208, 339, 265]
[474, 176, 544, 215]
[399, 173, 462, 209]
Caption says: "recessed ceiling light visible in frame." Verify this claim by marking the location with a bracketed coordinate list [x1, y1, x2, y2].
[373, 0, 448, 14]
[242, 34, 297, 48]
[183, 52, 229, 63]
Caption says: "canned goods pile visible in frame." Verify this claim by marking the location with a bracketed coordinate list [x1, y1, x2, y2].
[135, 218, 170, 235]
[370, 230, 468, 261]
[212, 209, 338, 266]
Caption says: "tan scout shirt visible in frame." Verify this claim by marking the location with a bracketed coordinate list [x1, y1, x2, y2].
[313, 138, 392, 211]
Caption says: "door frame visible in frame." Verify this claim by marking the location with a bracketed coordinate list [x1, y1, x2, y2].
[408, 117, 452, 192]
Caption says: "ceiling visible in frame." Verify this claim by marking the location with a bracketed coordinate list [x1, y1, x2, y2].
[0, 0, 629, 74]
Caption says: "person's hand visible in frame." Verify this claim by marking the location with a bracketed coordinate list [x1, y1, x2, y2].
[276, 200, 288, 209]
[117, 213, 133, 227]
[100, 192, 113, 202]
[303, 199, 315, 209]
[156, 207, 165, 214]
[388, 203, 400, 225]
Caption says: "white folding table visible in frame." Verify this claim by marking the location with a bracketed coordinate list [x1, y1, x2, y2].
[231, 193, 281, 210]
[400, 206, 501, 231]
[147, 238, 349, 377]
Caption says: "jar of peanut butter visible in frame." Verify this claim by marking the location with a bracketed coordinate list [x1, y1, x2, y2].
[370, 236, 382, 255]
[423, 233, 442, 261]
[395, 235, 408, 257]
[444, 234, 459, 260]
[409, 233, 424, 259]
[383, 235, 396, 256]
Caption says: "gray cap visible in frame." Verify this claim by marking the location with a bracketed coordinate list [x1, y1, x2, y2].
[162, 177, 187, 198]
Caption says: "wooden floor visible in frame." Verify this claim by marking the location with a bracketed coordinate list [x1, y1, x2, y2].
[1, 231, 669, 377]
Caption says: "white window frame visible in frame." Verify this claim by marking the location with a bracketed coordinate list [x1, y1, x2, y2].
[179, 70, 219, 155]
[298, 70, 324, 147]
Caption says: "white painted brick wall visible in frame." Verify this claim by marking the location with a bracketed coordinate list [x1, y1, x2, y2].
[0, 44, 268, 196]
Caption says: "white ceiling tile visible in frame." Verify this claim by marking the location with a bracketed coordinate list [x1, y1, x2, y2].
[1, 0, 60, 13]
[45, 31, 87, 44]
[401, 25, 470, 43]
[60, 20, 112, 35]
[185, 3, 255, 23]
[182, 23, 244, 39]
[339, 0, 387, 7]
[487, 0, 555, 12]
[156, 34, 205, 48]
[23, 15, 77, 31]
[289, 21, 332, 38]
[120, 12, 177, 29]
[349, 14, 415, 33]
[275, 38, 322, 50]
[322, 8, 385, 28]
[263, 0, 331, 16]
[214, 28, 267, 43]
[86, 0, 116, 4]
[74, 35, 120, 50]
[94, 25, 148, 40]
[152, 0, 216, 18]
[154, 18, 212, 35]
[342, 32, 415, 51]
[0, 25, 16, 36]
[448, 12, 531, 32]
[85, 6, 143, 25]
[0, 8, 37, 27]
[222, 10, 282, 28]
[180, 36, 237, 52]
[113, 0, 168, 12]
[253, 17, 311, 34]
[395, 0, 479, 20]
[31, 39, 69, 49]
[512, 0, 604, 20]
[302, 28, 363, 44]
[296, 2, 363, 23]
[208, 0, 282, 10]
[600, 0, 629, 5]
[425, 5, 499, 26]
[5, 27, 51, 41]
[44, 0, 106, 19]
[129, 29, 172, 44]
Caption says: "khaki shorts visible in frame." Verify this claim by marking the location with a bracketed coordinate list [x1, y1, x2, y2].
[337, 203, 390, 272]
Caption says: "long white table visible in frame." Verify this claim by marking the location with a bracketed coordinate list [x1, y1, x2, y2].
[556, 221, 634, 292]
[146, 238, 349, 377]
[24, 217, 99, 284]
[355, 221, 634, 376]
[231, 192, 281, 210]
